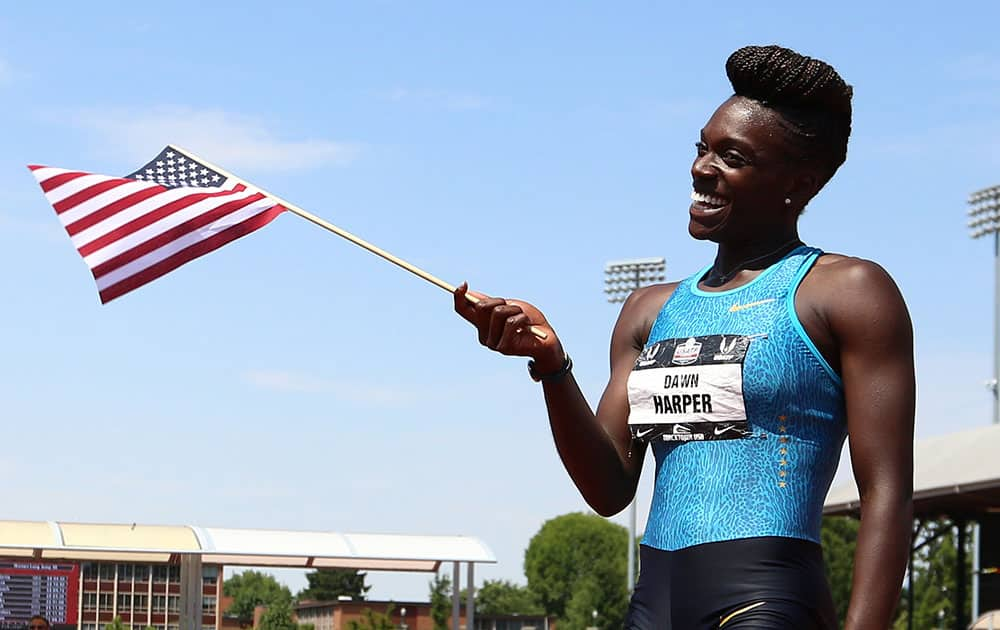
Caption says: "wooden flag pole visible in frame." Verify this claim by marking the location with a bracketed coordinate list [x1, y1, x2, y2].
[167, 145, 547, 340]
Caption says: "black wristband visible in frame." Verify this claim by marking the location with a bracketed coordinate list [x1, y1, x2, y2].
[528, 353, 572, 383]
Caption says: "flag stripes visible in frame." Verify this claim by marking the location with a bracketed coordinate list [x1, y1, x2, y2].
[28, 159, 285, 303]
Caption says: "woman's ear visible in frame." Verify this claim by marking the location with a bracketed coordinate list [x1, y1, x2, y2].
[786, 169, 822, 212]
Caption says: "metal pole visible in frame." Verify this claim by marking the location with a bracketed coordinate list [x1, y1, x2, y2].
[969, 187, 1000, 423]
[626, 266, 640, 596]
[604, 257, 665, 596]
[957, 520, 968, 630]
[974, 522, 982, 621]
[994, 231, 999, 424]
[452, 562, 461, 630]
[467, 562, 475, 630]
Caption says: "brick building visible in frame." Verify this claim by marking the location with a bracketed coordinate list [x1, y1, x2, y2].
[77, 561, 221, 630]
[0, 520, 495, 630]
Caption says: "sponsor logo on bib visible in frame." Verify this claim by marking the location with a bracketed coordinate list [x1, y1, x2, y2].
[671, 338, 702, 365]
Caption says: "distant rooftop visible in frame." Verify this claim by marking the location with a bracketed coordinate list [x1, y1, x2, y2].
[825, 423, 1000, 518]
[0, 520, 496, 572]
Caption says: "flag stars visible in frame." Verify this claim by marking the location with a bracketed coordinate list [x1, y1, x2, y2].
[123, 147, 225, 188]
[778, 481, 787, 488]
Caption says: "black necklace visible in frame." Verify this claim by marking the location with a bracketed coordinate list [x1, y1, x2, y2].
[702, 238, 804, 287]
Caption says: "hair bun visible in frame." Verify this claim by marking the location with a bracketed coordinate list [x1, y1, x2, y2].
[725, 45, 852, 117]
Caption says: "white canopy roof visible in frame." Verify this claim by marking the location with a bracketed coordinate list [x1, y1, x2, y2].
[825, 423, 1000, 518]
[0, 520, 496, 572]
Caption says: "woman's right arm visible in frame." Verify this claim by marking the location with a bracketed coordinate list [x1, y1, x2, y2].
[453, 282, 675, 515]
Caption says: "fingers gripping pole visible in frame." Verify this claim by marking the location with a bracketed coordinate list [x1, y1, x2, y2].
[460, 292, 548, 340]
[169, 145, 547, 339]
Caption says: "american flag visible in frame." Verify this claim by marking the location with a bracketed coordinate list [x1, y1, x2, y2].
[29, 147, 285, 303]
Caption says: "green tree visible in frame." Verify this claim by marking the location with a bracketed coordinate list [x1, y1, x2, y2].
[346, 604, 396, 630]
[562, 574, 604, 630]
[297, 568, 370, 601]
[524, 512, 629, 630]
[103, 617, 126, 630]
[258, 599, 298, 630]
[429, 572, 452, 630]
[906, 520, 973, 630]
[821, 515, 860, 624]
[223, 569, 293, 627]
[475, 579, 543, 616]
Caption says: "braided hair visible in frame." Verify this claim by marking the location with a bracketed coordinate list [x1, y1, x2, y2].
[726, 45, 853, 185]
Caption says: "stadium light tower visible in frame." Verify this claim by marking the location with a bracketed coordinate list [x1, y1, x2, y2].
[605, 257, 667, 305]
[968, 184, 1000, 425]
[603, 256, 666, 594]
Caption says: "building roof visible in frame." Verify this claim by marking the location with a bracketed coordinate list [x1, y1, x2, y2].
[824, 423, 1000, 518]
[0, 521, 496, 572]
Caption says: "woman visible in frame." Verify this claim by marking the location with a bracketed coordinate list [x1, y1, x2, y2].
[454, 45, 914, 629]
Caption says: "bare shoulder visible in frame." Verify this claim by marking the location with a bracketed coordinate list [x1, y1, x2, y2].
[804, 253, 902, 297]
[615, 282, 681, 351]
[803, 252, 911, 336]
[624, 281, 680, 313]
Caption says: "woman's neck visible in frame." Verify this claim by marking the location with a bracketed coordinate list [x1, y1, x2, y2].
[704, 231, 803, 288]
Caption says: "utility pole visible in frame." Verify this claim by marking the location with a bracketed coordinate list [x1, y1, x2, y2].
[603, 256, 666, 594]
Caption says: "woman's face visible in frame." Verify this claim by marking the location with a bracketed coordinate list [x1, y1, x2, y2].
[688, 95, 802, 243]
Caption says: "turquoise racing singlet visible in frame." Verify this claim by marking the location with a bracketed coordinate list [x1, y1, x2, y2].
[629, 246, 846, 551]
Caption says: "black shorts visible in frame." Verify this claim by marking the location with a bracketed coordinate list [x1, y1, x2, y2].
[624, 537, 837, 629]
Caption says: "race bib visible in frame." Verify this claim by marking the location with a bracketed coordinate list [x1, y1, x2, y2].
[627, 334, 756, 442]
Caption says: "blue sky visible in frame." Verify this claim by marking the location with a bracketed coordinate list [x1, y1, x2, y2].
[3, 0, 1000, 601]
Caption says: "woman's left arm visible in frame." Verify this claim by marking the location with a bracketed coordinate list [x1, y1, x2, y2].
[827, 259, 915, 630]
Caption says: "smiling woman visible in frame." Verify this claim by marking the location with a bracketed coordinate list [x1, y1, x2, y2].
[454, 44, 915, 630]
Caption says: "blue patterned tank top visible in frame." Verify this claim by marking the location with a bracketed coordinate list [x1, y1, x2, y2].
[630, 246, 846, 551]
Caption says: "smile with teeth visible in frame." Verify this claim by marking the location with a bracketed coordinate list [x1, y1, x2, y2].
[690, 190, 729, 214]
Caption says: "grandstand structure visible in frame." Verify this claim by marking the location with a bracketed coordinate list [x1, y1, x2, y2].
[825, 423, 1000, 630]
[0, 521, 495, 629]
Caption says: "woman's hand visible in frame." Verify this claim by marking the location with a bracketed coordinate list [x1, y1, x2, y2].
[453, 282, 565, 372]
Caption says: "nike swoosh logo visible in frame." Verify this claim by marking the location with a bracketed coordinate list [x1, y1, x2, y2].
[714, 425, 739, 435]
[728, 298, 776, 313]
[635, 428, 655, 438]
